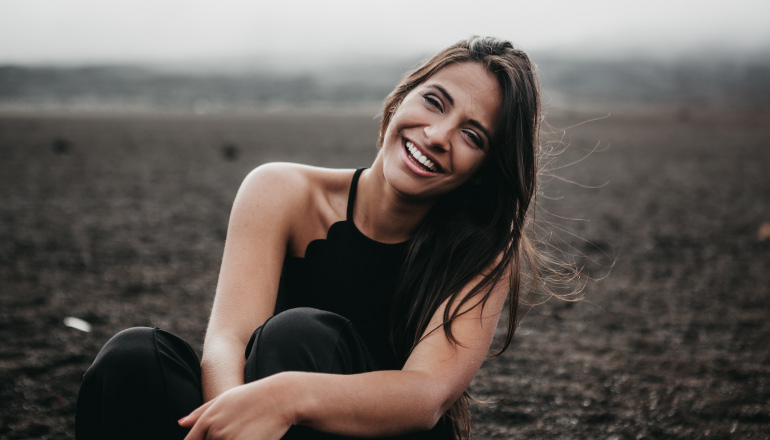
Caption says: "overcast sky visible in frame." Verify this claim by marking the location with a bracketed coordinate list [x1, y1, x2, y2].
[1, 0, 768, 65]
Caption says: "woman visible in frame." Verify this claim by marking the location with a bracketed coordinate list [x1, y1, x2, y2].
[76, 36, 543, 440]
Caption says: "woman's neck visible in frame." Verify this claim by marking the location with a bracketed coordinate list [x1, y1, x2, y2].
[353, 166, 435, 244]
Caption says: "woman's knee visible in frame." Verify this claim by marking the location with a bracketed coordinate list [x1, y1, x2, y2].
[253, 308, 352, 356]
[84, 327, 161, 382]
[245, 308, 365, 380]
[264, 308, 351, 341]
[77, 327, 201, 440]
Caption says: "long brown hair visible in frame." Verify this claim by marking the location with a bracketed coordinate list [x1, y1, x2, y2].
[381, 36, 542, 439]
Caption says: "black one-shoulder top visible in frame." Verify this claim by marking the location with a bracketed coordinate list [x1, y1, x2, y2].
[274, 168, 408, 370]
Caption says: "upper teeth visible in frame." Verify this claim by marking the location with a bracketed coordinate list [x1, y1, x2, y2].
[406, 141, 437, 172]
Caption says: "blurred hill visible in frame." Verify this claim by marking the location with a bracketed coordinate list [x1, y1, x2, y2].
[0, 51, 768, 114]
[537, 52, 770, 111]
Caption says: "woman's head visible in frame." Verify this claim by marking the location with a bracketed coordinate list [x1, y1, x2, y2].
[379, 36, 541, 229]
[378, 61, 502, 200]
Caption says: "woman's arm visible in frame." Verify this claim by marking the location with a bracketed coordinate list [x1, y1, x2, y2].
[183, 269, 508, 438]
[200, 163, 305, 401]
[295, 284, 507, 436]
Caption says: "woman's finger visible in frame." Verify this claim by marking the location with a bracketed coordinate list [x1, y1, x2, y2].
[179, 399, 214, 427]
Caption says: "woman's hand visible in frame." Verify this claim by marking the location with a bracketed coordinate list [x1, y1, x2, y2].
[180, 379, 296, 440]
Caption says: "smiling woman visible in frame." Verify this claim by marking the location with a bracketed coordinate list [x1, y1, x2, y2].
[75, 36, 554, 440]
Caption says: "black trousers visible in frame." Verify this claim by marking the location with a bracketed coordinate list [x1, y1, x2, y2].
[76, 307, 450, 440]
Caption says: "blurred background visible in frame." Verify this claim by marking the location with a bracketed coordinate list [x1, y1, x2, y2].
[1, 0, 769, 114]
[1, 1, 769, 439]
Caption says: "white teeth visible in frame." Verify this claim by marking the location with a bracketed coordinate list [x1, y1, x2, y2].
[405, 140, 437, 172]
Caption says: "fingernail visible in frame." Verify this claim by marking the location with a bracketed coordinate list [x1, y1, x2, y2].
[178, 417, 186, 424]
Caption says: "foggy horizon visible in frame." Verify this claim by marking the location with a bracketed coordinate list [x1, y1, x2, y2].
[2, 0, 769, 68]
[2, 41, 768, 74]
[2, 0, 768, 115]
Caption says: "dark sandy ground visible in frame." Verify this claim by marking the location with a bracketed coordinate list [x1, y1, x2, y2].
[1, 108, 769, 439]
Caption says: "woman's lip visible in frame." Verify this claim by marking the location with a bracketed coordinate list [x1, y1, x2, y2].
[401, 140, 440, 176]
[404, 138, 441, 170]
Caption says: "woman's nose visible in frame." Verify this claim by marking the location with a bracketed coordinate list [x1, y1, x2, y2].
[424, 122, 451, 152]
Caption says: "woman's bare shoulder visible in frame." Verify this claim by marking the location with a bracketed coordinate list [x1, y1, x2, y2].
[243, 163, 353, 194]
[239, 163, 356, 218]
[237, 163, 358, 257]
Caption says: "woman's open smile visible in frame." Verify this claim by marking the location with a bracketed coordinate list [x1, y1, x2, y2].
[402, 138, 441, 175]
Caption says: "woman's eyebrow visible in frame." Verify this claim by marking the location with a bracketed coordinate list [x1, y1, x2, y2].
[427, 83, 454, 106]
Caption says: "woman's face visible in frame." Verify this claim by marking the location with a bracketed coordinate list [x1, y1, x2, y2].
[379, 62, 501, 201]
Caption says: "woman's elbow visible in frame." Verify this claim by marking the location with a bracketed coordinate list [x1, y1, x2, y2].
[414, 386, 460, 432]
[420, 410, 445, 432]
[412, 403, 452, 433]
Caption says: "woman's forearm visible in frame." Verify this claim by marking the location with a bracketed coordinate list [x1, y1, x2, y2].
[200, 335, 247, 401]
[276, 369, 455, 437]
[275, 303, 499, 437]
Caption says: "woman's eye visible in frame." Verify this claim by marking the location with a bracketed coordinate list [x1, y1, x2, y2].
[465, 131, 483, 149]
[423, 94, 442, 111]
